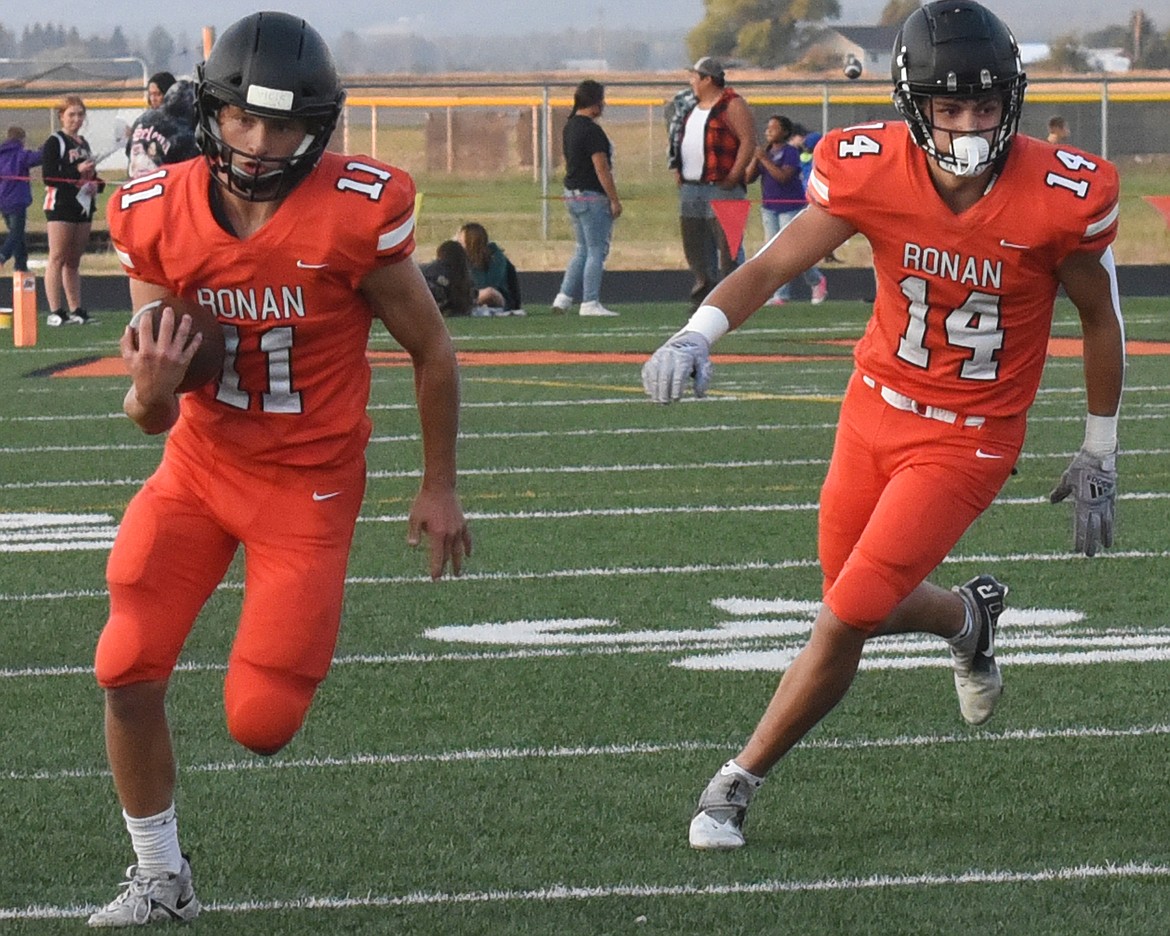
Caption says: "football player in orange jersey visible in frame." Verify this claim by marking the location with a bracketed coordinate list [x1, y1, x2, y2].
[88, 12, 472, 925]
[643, 0, 1124, 851]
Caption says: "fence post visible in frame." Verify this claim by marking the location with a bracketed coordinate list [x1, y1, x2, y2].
[532, 104, 540, 183]
[1100, 78, 1108, 160]
[541, 85, 550, 241]
[647, 103, 654, 174]
[822, 83, 830, 134]
[370, 104, 378, 161]
[446, 106, 454, 174]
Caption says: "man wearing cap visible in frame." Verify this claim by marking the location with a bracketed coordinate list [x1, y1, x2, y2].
[670, 57, 757, 309]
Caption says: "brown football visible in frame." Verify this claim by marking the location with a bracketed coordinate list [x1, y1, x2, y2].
[129, 295, 226, 393]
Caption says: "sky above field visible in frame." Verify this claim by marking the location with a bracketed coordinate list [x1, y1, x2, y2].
[5, 0, 1170, 44]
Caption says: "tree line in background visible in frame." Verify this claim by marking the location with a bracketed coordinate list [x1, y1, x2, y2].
[0, 21, 187, 74]
[0, 20, 690, 76]
[689, 0, 1170, 71]
[6, 6, 1170, 78]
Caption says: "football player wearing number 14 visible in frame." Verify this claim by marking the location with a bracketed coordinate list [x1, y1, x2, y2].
[89, 11, 471, 926]
[642, 0, 1124, 851]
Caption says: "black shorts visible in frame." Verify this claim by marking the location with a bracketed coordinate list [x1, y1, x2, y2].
[43, 187, 93, 224]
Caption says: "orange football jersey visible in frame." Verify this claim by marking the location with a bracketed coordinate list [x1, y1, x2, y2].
[109, 153, 418, 469]
[808, 123, 1119, 417]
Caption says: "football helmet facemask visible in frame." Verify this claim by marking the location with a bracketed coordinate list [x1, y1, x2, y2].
[195, 11, 345, 201]
[891, 0, 1026, 178]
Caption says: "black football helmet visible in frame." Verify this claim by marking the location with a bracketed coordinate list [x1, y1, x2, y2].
[891, 0, 1026, 177]
[196, 11, 345, 201]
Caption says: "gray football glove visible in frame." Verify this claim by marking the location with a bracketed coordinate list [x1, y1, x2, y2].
[642, 331, 712, 404]
[1048, 448, 1117, 557]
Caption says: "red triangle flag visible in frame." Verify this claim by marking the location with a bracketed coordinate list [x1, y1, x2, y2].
[711, 199, 752, 260]
[1143, 195, 1170, 229]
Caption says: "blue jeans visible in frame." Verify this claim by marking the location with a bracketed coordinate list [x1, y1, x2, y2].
[761, 206, 823, 300]
[558, 190, 613, 303]
[0, 207, 28, 271]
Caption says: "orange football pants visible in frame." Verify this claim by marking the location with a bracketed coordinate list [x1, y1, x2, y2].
[818, 371, 1026, 632]
[96, 443, 366, 753]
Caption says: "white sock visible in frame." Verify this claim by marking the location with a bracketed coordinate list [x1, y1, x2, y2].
[124, 805, 183, 875]
[948, 603, 975, 646]
[721, 759, 765, 787]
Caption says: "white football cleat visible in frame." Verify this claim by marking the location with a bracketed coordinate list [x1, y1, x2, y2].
[87, 856, 199, 928]
[950, 575, 1007, 725]
[688, 763, 762, 850]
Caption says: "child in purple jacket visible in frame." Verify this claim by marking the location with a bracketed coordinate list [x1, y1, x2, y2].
[0, 126, 43, 271]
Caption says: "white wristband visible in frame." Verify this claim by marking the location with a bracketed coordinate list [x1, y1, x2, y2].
[1083, 412, 1118, 456]
[678, 304, 730, 345]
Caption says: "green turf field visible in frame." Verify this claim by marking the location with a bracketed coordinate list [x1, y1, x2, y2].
[2, 297, 1169, 934]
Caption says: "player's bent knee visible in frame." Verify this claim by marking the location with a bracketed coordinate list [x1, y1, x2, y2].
[825, 565, 903, 633]
[95, 614, 173, 687]
[223, 663, 319, 756]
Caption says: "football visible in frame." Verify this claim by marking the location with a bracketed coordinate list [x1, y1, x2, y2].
[129, 295, 226, 393]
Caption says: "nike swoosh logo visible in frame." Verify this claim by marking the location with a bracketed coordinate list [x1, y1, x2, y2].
[975, 449, 1004, 459]
[999, 239, 1029, 250]
[312, 490, 343, 501]
[297, 260, 328, 269]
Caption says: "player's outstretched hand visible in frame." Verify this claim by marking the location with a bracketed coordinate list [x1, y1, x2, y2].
[642, 331, 712, 404]
[407, 485, 472, 579]
[1049, 448, 1117, 557]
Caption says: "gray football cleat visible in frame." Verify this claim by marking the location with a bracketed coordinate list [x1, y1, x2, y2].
[87, 856, 199, 927]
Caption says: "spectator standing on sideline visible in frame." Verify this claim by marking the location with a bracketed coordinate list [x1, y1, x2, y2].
[552, 79, 622, 317]
[0, 126, 41, 272]
[87, 11, 471, 926]
[643, 0, 1123, 851]
[42, 95, 103, 326]
[1047, 114, 1070, 145]
[670, 57, 756, 310]
[745, 116, 827, 306]
[125, 79, 200, 179]
[457, 221, 525, 315]
[146, 71, 176, 109]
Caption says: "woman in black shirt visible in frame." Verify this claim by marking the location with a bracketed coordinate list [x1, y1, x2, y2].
[552, 80, 622, 317]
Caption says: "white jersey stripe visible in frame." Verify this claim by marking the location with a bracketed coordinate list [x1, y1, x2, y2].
[377, 215, 415, 253]
[808, 169, 829, 203]
[1084, 202, 1119, 239]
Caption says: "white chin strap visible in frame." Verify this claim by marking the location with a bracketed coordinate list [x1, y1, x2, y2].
[944, 135, 991, 177]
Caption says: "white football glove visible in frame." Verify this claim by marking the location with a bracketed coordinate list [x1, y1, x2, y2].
[1048, 447, 1117, 557]
[642, 331, 712, 404]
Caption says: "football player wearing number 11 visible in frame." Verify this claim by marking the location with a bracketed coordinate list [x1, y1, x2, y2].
[88, 11, 471, 926]
[643, 0, 1124, 851]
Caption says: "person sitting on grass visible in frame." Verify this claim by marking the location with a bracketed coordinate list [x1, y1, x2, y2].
[457, 221, 525, 316]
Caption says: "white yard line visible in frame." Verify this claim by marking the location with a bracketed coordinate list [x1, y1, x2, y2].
[4, 857, 1170, 921]
[5, 722, 1170, 783]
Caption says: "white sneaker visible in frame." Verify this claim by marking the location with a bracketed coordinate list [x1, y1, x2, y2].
[46, 312, 65, 327]
[811, 275, 828, 305]
[688, 763, 763, 850]
[579, 300, 618, 317]
[552, 292, 573, 312]
[87, 857, 200, 927]
[950, 575, 1007, 725]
